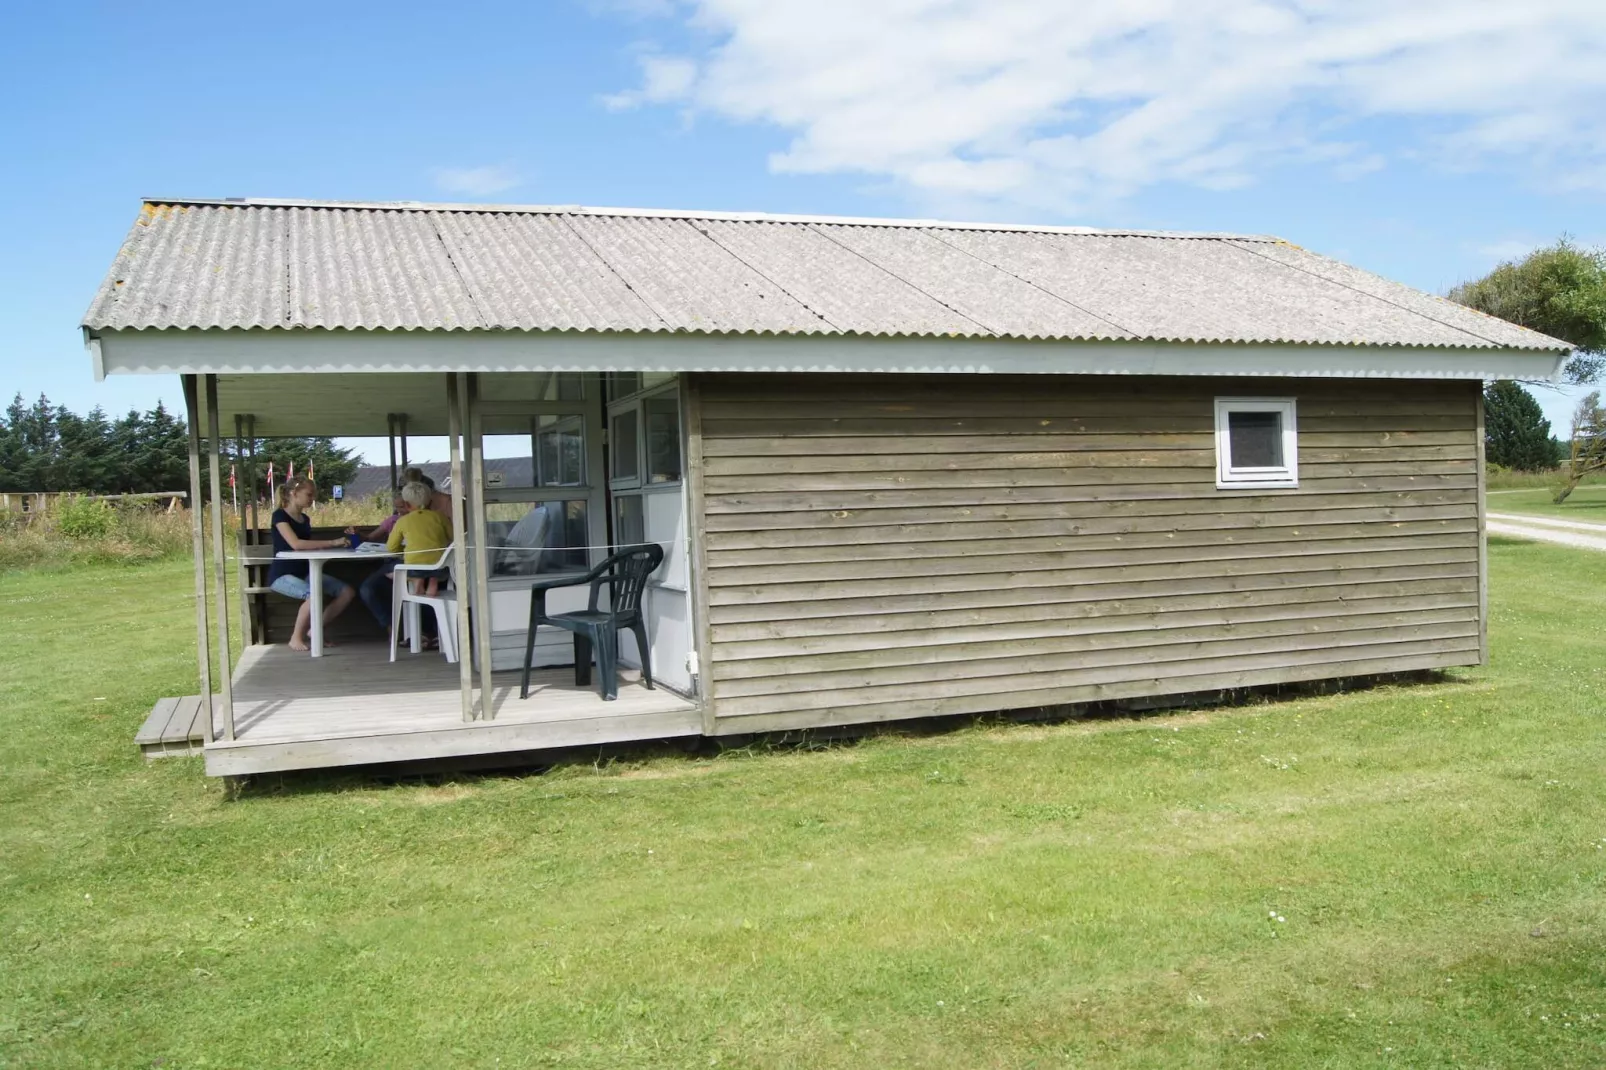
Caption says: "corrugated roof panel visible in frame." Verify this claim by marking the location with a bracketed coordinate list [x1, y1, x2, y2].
[565, 215, 833, 334]
[81, 199, 1572, 352]
[285, 207, 484, 329]
[696, 220, 979, 336]
[430, 212, 665, 331]
[87, 204, 290, 329]
[942, 229, 1491, 348]
[812, 224, 1133, 341]
[1226, 240, 1563, 351]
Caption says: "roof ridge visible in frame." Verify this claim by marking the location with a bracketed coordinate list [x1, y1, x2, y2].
[134, 196, 1282, 243]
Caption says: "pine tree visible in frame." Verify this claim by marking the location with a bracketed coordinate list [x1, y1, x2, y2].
[126, 401, 189, 492]
[1483, 381, 1557, 471]
[0, 394, 29, 491]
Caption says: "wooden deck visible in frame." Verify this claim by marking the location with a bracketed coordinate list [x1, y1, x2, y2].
[134, 695, 211, 757]
[137, 641, 702, 776]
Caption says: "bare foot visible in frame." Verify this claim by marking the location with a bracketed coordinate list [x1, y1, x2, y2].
[289, 636, 309, 651]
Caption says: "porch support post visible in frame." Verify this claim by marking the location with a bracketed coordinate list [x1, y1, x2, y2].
[466, 373, 496, 720]
[205, 375, 236, 741]
[682, 375, 717, 734]
[234, 414, 252, 648]
[398, 413, 409, 471]
[245, 415, 262, 644]
[387, 413, 399, 492]
[245, 415, 259, 540]
[181, 375, 214, 745]
[447, 374, 475, 722]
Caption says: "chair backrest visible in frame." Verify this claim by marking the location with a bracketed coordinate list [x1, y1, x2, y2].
[435, 543, 457, 588]
[594, 543, 664, 619]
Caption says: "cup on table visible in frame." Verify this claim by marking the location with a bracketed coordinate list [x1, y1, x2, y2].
[347, 531, 363, 549]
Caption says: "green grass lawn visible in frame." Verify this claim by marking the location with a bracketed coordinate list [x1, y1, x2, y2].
[1486, 483, 1606, 522]
[3, 544, 1605, 1068]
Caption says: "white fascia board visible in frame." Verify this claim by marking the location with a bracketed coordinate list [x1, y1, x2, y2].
[85, 331, 106, 382]
[94, 328, 1569, 382]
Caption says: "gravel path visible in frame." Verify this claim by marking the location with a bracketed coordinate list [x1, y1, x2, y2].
[1487, 512, 1606, 552]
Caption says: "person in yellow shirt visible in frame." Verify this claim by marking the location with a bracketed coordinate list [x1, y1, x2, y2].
[387, 482, 453, 597]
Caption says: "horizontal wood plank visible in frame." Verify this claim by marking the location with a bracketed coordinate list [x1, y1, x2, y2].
[707, 518, 1479, 569]
[704, 489, 1479, 532]
[705, 502, 1478, 549]
[702, 412, 1478, 438]
[708, 533, 1478, 589]
[703, 474, 1479, 514]
[701, 460, 1475, 496]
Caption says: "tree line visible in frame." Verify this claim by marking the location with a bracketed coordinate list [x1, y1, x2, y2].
[0, 394, 359, 497]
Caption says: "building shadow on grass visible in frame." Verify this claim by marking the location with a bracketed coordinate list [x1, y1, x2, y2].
[226, 668, 1459, 800]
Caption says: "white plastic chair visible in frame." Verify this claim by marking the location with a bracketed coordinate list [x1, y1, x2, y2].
[389, 544, 460, 663]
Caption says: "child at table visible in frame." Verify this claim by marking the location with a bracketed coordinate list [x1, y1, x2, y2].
[388, 481, 453, 597]
[268, 477, 359, 652]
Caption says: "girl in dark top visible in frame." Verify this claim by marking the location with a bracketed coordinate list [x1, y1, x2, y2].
[268, 477, 358, 652]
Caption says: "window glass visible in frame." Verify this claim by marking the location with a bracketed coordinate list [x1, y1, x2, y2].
[485, 500, 590, 576]
[478, 434, 535, 489]
[610, 407, 640, 483]
[605, 372, 643, 404]
[613, 494, 645, 546]
[536, 415, 585, 487]
[549, 373, 585, 402]
[1227, 411, 1282, 468]
[644, 395, 682, 484]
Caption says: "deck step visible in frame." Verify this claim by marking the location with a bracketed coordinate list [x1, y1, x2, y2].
[134, 695, 214, 758]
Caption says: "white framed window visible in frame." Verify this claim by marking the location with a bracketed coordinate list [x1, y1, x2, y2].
[1214, 397, 1298, 489]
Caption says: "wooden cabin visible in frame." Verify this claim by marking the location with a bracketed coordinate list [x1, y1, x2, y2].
[85, 198, 1569, 778]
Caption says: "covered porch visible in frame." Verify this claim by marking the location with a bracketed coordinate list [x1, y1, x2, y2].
[152, 366, 706, 778]
[137, 642, 700, 775]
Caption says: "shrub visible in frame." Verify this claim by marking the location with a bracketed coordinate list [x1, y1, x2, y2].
[55, 497, 117, 539]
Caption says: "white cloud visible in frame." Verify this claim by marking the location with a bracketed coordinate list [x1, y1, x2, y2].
[431, 165, 522, 198]
[601, 55, 699, 110]
[602, 0, 1606, 212]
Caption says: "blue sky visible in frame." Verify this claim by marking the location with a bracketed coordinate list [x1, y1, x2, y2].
[4, 0, 1603, 459]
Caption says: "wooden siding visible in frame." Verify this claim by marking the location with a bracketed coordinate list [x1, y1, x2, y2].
[694, 373, 1483, 733]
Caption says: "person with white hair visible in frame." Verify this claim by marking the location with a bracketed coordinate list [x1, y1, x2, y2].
[401, 466, 453, 518]
[386, 480, 453, 598]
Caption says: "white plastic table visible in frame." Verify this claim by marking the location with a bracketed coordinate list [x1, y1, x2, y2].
[274, 549, 398, 657]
